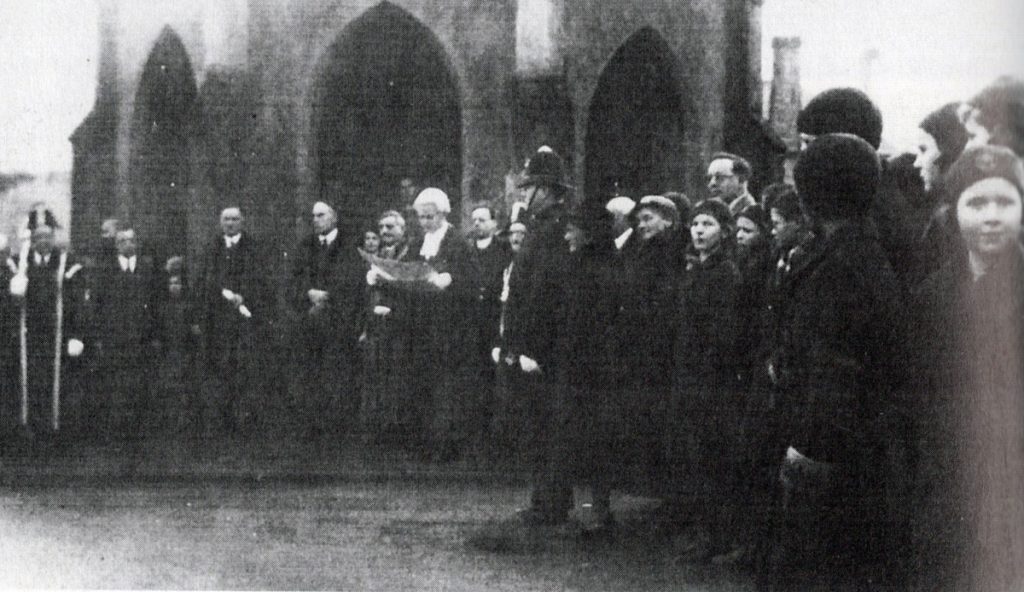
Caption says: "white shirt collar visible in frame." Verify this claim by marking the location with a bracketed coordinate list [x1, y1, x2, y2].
[34, 251, 50, 265]
[475, 236, 494, 250]
[224, 233, 241, 247]
[119, 255, 136, 272]
[419, 223, 450, 259]
[319, 228, 338, 246]
[614, 228, 633, 250]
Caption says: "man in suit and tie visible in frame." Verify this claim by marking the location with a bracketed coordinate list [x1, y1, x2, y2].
[91, 227, 160, 440]
[292, 201, 366, 440]
[195, 207, 271, 436]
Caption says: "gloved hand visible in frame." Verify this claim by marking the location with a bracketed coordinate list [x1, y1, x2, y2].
[10, 274, 27, 298]
[519, 355, 540, 374]
[373, 305, 392, 316]
[67, 339, 85, 358]
[491, 347, 501, 364]
[428, 272, 453, 290]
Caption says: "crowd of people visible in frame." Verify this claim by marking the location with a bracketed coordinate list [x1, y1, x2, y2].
[1, 76, 1022, 590]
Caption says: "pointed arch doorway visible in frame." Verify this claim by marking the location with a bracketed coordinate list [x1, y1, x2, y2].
[130, 27, 198, 260]
[314, 2, 462, 236]
[585, 28, 685, 204]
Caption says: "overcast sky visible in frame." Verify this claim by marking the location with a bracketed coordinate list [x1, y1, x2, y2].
[761, 0, 1024, 151]
[0, 0, 1021, 174]
[0, 0, 98, 175]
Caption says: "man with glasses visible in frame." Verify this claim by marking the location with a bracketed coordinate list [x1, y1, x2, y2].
[706, 152, 756, 216]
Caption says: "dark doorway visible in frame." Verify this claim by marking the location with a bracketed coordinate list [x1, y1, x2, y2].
[131, 27, 198, 260]
[315, 2, 462, 238]
[585, 29, 685, 204]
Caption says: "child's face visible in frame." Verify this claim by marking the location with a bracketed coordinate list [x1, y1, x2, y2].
[363, 232, 381, 252]
[956, 177, 1022, 260]
[691, 214, 723, 253]
[736, 216, 762, 248]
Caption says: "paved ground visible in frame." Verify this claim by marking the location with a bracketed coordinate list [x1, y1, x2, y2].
[0, 435, 756, 590]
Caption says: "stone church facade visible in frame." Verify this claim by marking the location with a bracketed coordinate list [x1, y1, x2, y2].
[71, 0, 779, 265]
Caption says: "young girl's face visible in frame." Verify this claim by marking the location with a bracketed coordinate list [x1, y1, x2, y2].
[363, 231, 381, 252]
[691, 214, 723, 253]
[735, 216, 762, 248]
[956, 177, 1022, 259]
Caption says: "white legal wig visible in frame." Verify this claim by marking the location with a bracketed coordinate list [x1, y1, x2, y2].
[412, 188, 451, 214]
[605, 196, 636, 217]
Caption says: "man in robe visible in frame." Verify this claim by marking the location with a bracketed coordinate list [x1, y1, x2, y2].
[8, 209, 86, 442]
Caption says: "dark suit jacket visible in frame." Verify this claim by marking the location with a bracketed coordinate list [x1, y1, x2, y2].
[91, 254, 160, 357]
[291, 231, 366, 348]
[468, 238, 511, 346]
[197, 233, 271, 356]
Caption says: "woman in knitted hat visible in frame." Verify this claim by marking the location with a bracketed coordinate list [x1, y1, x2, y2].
[665, 197, 743, 561]
[910, 144, 1024, 592]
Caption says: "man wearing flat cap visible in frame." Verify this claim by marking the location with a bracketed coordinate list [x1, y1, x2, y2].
[291, 201, 367, 439]
[8, 208, 86, 441]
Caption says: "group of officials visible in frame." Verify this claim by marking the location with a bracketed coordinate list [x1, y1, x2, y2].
[1, 78, 1023, 591]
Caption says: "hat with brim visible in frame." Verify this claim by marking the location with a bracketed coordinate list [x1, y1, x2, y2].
[632, 194, 680, 227]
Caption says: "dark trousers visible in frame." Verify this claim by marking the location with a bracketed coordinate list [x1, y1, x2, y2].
[523, 374, 573, 518]
[295, 320, 358, 438]
[98, 351, 152, 439]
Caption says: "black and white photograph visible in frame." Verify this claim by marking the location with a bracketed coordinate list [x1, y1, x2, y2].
[0, 0, 1022, 589]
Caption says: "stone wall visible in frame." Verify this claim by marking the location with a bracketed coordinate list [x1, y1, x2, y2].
[72, 0, 768, 261]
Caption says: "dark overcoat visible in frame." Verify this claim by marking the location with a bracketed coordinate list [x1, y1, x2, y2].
[909, 247, 1024, 592]
[761, 221, 909, 585]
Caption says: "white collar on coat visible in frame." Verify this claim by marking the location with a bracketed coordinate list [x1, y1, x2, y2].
[419, 223, 450, 259]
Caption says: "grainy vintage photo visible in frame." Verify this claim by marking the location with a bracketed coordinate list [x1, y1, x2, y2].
[0, 0, 1022, 590]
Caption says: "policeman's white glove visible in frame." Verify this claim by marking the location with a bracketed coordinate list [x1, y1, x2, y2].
[519, 355, 540, 374]
[10, 274, 27, 298]
[373, 305, 392, 317]
[428, 272, 453, 290]
[67, 339, 85, 358]
[491, 347, 501, 364]
[308, 289, 329, 306]
[366, 268, 380, 286]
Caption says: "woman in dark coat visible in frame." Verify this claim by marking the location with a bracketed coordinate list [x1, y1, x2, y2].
[757, 135, 909, 591]
[558, 203, 626, 531]
[914, 102, 971, 283]
[734, 203, 773, 386]
[910, 145, 1024, 592]
[617, 195, 685, 493]
[667, 198, 742, 558]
